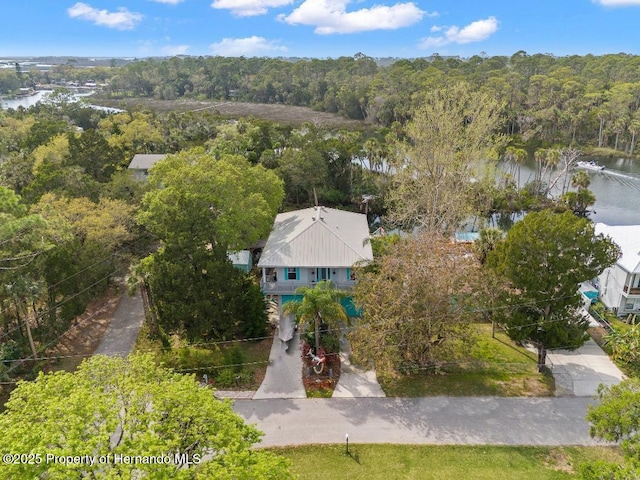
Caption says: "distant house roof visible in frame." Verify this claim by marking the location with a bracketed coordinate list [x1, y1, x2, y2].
[258, 206, 373, 268]
[127, 154, 167, 171]
[228, 250, 252, 266]
[595, 223, 640, 273]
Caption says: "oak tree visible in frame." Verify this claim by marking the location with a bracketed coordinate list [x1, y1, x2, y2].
[0, 354, 292, 479]
[584, 379, 640, 479]
[486, 210, 620, 370]
[351, 233, 483, 377]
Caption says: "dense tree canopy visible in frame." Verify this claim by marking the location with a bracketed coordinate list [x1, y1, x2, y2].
[352, 233, 484, 377]
[0, 186, 51, 271]
[486, 210, 620, 369]
[0, 354, 292, 479]
[137, 148, 284, 341]
[56, 52, 640, 155]
[139, 148, 284, 251]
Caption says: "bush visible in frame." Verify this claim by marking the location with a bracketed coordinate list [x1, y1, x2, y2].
[215, 368, 252, 388]
[222, 345, 245, 373]
[159, 346, 221, 374]
[0, 341, 21, 366]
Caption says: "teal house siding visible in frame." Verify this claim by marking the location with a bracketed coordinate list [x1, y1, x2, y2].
[282, 295, 361, 317]
[341, 297, 361, 317]
[281, 295, 303, 305]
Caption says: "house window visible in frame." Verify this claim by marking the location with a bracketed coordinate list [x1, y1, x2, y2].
[626, 302, 635, 311]
[287, 268, 298, 280]
[347, 268, 356, 281]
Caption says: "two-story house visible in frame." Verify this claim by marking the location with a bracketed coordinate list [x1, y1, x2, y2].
[258, 206, 373, 316]
[595, 223, 640, 317]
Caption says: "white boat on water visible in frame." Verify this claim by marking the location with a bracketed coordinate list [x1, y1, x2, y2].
[576, 160, 605, 171]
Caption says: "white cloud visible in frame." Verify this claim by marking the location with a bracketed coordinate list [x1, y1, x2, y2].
[211, 0, 294, 17]
[162, 45, 190, 55]
[279, 0, 430, 34]
[149, 0, 185, 4]
[210, 36, 288, 56]
[67, 2, 143, 30]
[420, 16, 498, 48]
[594, 0, 640, 5]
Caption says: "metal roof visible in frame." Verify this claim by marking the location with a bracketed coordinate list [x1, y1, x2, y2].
[258, 207, 373, 268]
[595, 223, 640, 273]
[127, 154, 167, 170]
[228, 250, 252, 266]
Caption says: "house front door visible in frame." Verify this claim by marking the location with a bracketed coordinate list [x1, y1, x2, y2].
[317, 268, 331, 282]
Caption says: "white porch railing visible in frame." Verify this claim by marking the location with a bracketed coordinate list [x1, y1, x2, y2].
[260, 280, 356, 294]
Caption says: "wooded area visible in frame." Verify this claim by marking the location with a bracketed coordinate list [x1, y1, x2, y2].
[4, 52, 640, 154]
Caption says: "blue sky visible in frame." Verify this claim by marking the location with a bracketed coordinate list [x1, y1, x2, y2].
[2, 0, 640, 59]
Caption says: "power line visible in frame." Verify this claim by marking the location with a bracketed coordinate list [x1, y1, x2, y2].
[0, 333, 278, 366]
[0, 267, 120, 344]
[0, 235, 149, 343]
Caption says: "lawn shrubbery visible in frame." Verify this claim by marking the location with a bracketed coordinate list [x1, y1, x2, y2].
[135, 325, 271, 389]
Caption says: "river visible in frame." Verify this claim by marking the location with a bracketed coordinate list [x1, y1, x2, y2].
[510, 156, 640, 226]
[0, 89, 121, 113]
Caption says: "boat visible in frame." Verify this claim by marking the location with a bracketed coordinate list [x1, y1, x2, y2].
[576, 160, 605, 171]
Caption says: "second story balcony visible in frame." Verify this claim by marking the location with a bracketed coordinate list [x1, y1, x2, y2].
[623, 285, 640, 295]
[260, 279, 356, 295]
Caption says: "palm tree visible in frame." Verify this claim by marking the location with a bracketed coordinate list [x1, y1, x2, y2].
[571, 170, 591, 191]
[282, 280, 348, 354]
[533, 148, 548, 194]
[504, 146, 527, 187]
[476, 227, 504, 265]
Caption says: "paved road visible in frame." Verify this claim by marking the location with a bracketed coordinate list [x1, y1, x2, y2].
[93, 284, 145, 357]
[233, 397, 604, 447]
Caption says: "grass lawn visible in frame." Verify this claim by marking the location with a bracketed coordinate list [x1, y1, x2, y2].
[380, 324, 555, 397]
[274, 444, 623, 480]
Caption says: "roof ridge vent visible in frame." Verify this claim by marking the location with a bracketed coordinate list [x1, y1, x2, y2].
[313, 206, 326, 221]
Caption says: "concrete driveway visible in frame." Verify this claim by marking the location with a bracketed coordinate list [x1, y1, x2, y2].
[332, 334, 385, 398]
[253, 330, 306, 399]
[549, 339, 625, 397]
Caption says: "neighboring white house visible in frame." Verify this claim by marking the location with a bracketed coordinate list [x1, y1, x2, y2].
[595, 223, 640, 317]
[127, 154, 167, 181]
[257, 206, 373, 315]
